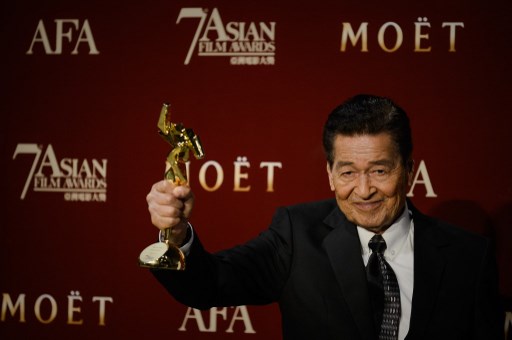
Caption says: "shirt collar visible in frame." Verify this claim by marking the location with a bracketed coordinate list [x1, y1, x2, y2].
[357, 202, 412, 261]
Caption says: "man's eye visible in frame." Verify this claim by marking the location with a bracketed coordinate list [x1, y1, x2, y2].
[371, 169, 388, 176]
[341, 171, 355, 178]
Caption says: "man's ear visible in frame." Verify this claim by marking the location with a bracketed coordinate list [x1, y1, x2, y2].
[326, 162, 335, 191]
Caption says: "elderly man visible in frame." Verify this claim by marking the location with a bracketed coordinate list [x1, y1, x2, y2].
[146, 94, 503, 340]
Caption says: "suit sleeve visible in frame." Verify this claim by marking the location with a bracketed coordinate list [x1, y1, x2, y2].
[151, 207, 294, 309]
[473, 239, 504, 339]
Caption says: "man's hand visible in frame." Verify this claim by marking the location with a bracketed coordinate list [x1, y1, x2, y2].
[146, 180, 194, 246]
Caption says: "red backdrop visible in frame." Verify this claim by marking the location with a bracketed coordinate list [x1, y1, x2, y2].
[1, 0, 511, 338]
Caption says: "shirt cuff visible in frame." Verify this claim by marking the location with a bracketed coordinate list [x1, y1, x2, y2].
[179, 224, 194, 256]
[158, 223, 194, 256]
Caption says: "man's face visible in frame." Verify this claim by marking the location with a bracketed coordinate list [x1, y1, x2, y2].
[326, 133, 413, 233]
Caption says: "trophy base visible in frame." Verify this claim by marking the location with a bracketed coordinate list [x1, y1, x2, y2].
[139, 242, 186, 270]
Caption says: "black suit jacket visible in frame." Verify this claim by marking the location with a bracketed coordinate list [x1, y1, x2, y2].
[153, 199, 503, 339]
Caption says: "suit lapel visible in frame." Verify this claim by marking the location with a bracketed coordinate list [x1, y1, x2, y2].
[406, 207, 449, 339]
[322, 207, 376, 340]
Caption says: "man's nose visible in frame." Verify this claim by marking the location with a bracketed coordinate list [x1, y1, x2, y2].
[354, 173, 375, 199]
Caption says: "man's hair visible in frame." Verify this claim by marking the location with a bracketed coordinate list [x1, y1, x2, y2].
[323, 94, 413, 168]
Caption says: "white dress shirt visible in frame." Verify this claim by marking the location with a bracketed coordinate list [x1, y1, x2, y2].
[357, 205, 415, 340]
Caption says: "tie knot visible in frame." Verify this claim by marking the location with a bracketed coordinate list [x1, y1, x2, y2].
[369, 234, 387, 254]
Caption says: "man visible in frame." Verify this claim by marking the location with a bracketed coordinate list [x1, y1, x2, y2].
[146, 94, 503, 339]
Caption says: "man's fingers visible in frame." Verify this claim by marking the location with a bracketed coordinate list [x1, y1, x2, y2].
[147, 190, 185, 208]
[146, 180, 195, 230]
[154, 179, 176, 193]
[150, 215, 183, 230]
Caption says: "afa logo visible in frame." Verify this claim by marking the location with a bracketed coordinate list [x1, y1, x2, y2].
[26, 19, 99, 55]
[177, 8, 276, 66]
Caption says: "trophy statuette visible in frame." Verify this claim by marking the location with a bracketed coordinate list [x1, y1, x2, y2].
[139, 103, 205, 270]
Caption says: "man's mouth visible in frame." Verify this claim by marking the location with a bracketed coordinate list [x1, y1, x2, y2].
[352, 200, 383, 211]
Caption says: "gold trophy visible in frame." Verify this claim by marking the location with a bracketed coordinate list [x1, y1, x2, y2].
[139, 103, 205, 270]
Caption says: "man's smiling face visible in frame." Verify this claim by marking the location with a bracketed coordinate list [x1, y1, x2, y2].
[327, 133, 413, 233]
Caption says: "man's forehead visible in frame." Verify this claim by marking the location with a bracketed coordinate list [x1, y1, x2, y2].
[333, 133, 397, 151]
[334, 158, 397, 167]
[331, 133, 401, 164]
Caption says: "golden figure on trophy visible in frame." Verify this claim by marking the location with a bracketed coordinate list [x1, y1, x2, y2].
[139, 103, 205, 270]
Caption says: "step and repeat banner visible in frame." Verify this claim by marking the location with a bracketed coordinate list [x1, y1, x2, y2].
[1, 0, 511, 339]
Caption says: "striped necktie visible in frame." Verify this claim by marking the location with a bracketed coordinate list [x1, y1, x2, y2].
[366, 234, 401, 340]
